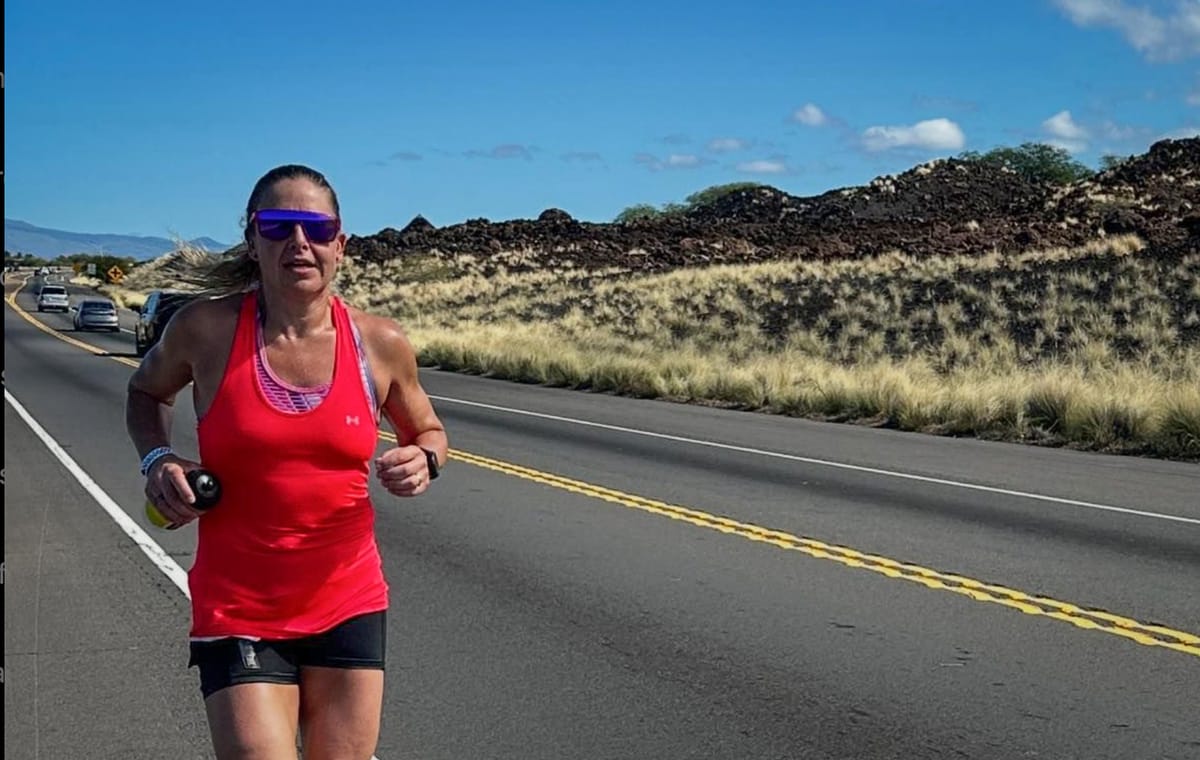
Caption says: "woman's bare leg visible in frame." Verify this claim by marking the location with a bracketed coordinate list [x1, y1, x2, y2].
[204, 682, 302, 760]
[298, 667, 385, 760]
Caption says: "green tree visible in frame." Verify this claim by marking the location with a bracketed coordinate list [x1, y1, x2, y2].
[4, 251, 50, 267]
[683, 182, 764, 209]
[1099, 153, 1132, 171]
[614, 182, 769, 223]
[958, 142, 1094, 185]
[614, 203, 664, 223]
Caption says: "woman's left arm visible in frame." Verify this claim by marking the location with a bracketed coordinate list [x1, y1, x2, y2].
[363, 313, 449, 496]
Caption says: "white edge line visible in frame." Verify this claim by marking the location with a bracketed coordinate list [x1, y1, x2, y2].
[5, 387, 192, 597]
[430, 395, 1200, 526]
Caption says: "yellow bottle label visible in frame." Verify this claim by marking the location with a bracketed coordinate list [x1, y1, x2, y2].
[145, 500, 173, 529]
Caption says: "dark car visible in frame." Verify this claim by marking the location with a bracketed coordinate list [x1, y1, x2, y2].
[134, 290, 200, 356]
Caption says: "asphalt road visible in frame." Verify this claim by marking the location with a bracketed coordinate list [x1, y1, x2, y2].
[5, 272, 1199, 760]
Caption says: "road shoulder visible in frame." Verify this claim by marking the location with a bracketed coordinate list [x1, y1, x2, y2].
[4, 399, 214, 760]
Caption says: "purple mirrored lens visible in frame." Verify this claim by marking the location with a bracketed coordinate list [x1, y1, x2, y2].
[254, 212, 339, 243]
[303, 220, 340, 242]
[255, 221, 290, 240]
[255, 209, 334, 222]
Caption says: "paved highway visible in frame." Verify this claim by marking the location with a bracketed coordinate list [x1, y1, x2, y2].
[5, 273, 1199, 759]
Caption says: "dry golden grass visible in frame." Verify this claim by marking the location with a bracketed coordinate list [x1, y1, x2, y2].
[92, 242, 226, 310]
[117, 243, 222, 291]
[119, 233, 1200, 459]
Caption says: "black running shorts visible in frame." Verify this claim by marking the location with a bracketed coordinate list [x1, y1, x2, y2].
[187, 610, 386, 699]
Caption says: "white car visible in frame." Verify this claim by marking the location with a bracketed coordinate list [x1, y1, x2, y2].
[36, 284, 70, 312]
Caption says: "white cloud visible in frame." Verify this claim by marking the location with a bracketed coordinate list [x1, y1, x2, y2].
[465, 144, 534, 160]
[1044, 110, 1089, 140]
[1161, 125, 1200, 138]
[1188, 76, 1200, 104]
[707, 137, 750, 152]
[1052, 0, 1200, 61]
[861, 118, 966, 152]
[1099, 120, 1142, 140]
[562, 151, 604, 163]
[634, 152, 709, 171]
[791, 103, 828, 126]
[1045, 139, 1090, 154]
[1042, 110, 1090, 153]
[736, 160, 788, 174]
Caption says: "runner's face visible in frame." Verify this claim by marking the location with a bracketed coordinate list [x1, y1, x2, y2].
[250, 178, 346, 294]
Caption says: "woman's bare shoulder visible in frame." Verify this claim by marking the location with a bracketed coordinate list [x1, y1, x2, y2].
[130, 292, 248, 397]
[165, 292, 246, 343]
[344, 305, 416, 361]
[178, 290, 241, 318]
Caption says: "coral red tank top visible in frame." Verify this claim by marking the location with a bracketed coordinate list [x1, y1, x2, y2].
[190, 290, 389, 639]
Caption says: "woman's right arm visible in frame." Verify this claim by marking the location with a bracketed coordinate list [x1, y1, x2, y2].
[125, 303, 206, 524]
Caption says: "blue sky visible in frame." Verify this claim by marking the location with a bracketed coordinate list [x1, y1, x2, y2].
[6, 0, 1200, 245]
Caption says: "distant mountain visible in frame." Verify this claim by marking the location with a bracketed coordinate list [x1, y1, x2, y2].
[4, 218, 233, 260]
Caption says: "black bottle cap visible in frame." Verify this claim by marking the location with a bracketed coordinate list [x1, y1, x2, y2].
[187, 469, 223, 511]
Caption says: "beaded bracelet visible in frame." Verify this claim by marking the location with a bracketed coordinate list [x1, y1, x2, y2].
[139, 446, 174, 476]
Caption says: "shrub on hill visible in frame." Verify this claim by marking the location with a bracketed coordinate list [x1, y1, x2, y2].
[957, 142, 1094, 185]
[614, 182, 767, 223]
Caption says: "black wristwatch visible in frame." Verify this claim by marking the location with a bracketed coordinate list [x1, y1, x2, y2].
[421, 447, 441, 480]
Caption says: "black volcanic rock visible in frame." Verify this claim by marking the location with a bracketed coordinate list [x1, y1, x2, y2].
[400, 215, 436, 235]
[537, 208, 575, 223]
[344, 137, 1200, 273]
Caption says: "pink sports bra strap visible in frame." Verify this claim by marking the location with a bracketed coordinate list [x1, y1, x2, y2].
[253, 296, 379, 415]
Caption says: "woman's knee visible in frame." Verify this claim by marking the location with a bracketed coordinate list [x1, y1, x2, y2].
[211, 731, 299, 760]
[205, 683, 301, 760]
[300, 721, 380, 760]
[300, 735, 378, 760]
[299, 667, 384, 760]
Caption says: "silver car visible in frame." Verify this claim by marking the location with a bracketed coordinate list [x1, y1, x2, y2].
[36, 284, 70, 312]
[73, 298, 120, 331]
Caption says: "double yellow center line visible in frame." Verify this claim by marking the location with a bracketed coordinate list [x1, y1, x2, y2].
[436, 445, 1200, 659]
[10, 280, 1200, 659]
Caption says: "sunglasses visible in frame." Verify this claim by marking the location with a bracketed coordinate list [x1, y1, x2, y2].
[252, 209, 341, 243]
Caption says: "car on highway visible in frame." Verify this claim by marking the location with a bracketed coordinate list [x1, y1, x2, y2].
[36, 284, 70, 312]
[72, 298, 121, 332]
[134, 289, 199, 356]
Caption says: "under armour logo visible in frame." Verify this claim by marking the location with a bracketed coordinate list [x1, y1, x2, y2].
[346, 415, 360, 426]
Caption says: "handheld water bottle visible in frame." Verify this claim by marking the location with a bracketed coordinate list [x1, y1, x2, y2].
[145, 469, 223, 529]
